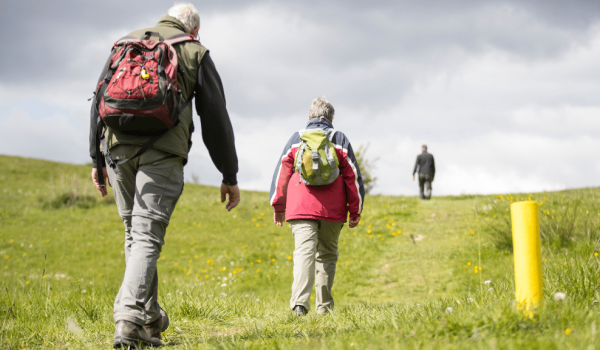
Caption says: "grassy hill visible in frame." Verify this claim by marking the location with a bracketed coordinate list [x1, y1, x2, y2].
[1, 155, 599, 349]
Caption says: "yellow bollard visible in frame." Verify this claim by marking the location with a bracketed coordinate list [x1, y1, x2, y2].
[511, 201, 543, 317]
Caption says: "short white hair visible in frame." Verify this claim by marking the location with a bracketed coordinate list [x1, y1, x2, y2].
[167, 3, 200, 34]
[309, 96, 335, 122]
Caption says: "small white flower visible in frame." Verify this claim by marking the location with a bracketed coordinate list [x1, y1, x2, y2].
[484, 280, 492, 285]
[488, 288, 494, 292]
[245, 295, 249, 297]
[221, 283, 227, 287]
[167, 293, 171, 296]
[230, 261, 234, 266]
[82, 290, 86, 293]
[467, 297, 474, 303]
[256, 298, 260, 302]
[554, 292, 567, 302]
[221, 293, 227, 297]
[445, 307, 453, 313]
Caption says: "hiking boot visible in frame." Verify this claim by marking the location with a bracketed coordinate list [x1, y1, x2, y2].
[144, 308, 170, 339]
[293, 305, 307, 316]
[113, 320, 162, 348]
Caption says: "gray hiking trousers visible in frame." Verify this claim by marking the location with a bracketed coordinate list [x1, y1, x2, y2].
[106, 145, 184, 326]
[290, 220, 343, 314]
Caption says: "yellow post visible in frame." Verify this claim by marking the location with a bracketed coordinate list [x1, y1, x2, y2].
[511, 201, 543, 317]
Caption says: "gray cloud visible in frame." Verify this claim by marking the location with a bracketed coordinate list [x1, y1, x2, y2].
[1, 0, 600, 195]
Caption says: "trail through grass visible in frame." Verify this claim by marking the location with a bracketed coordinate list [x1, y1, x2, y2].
[1, 155, 600, 349]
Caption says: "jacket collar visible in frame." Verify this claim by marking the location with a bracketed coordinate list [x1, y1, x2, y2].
[156, 16, 187, 33]
[305, 118, 334, 129]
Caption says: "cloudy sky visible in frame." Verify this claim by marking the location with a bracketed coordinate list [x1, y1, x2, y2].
[1, 0, 600, 196]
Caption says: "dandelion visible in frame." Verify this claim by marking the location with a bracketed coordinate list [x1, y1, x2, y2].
[470, 231, 474, 235]
[353, 232, 356, 236]
[287, 256, 292, 260]
[595, 252, 599, 257]
[272, 258, 276, 262]
[26, 281, 30, 285]
[565, 328, 572, 335]
[256, 224, 260, 227]
[368, 230, 372, 234]
[188, 259, 192, 263]
[257, 260, 262, 263]
[261, 212, 264, 216]
[205, 275, 209, 279]
[311, 296, 314, 300]
[256, 269, 260, 273]
[467, 262, 471, 266]
[4, 255, 7, 259]
[554, 292, 566, 302]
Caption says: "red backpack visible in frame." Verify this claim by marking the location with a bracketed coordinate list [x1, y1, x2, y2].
[93, 31, 194, 186]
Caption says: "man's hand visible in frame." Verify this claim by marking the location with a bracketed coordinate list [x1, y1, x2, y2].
[221, 183, 240, 211]
[412, 175, 415, 181]
[91, 167, 110, 197]
[273, 212, 285, 226]
[349, 216, 360, 228]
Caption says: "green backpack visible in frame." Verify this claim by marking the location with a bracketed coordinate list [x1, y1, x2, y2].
[294, 129, 340, 186]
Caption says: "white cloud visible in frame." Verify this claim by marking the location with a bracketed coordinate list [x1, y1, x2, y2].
[0, 108, 88, 164]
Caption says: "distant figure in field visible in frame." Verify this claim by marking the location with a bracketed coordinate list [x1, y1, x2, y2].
[270, 97, 365, 316]
[412, 145, 435, 200]
[89, 3, 240, 347]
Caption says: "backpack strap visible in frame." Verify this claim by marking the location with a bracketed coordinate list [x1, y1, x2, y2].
[164, 33, 195, 45]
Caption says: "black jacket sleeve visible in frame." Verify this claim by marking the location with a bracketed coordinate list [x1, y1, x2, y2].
[194, 52, 239, 185]
[413, 155, 420, 175]
[89, 50, 114, 167]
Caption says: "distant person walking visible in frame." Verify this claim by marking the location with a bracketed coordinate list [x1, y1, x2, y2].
[270, 97, 365, 316]
[412, 145, 435, 200]
[89, 3, 239, 347]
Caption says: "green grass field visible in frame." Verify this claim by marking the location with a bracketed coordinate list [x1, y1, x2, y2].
[1, 155, 600, 349]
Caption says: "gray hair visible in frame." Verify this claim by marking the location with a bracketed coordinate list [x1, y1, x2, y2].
[167, 3, 200, 34]
[309, 96, 335, 122]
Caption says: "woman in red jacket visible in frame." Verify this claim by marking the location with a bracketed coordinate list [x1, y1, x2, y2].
[270, 97, 365, 316]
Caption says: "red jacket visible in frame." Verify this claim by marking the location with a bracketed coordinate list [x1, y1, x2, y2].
[269, 119, 365, 222]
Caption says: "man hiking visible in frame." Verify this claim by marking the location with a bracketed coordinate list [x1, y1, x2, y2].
[412, 145, 435, 200]
[270, 97, 365, 316]
[89, 3, 239, 347]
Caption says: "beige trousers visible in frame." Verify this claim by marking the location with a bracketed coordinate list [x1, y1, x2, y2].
[290, 220, 343, 314]
[107, 146, 184, 326]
